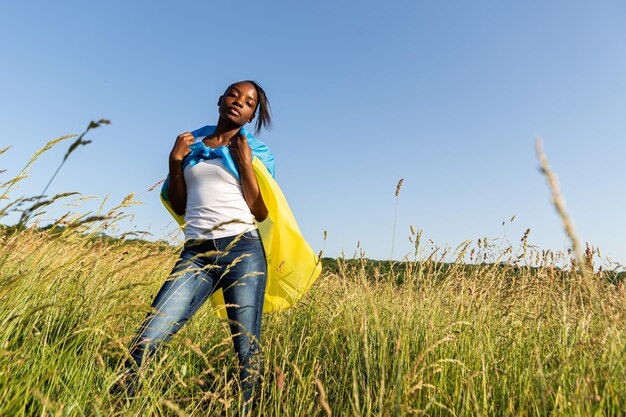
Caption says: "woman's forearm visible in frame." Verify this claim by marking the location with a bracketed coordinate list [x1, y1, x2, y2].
[168, 159, 187, 215]
[239, 163, 268, 222]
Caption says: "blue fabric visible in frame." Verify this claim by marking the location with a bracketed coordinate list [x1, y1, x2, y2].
[182, 142, 234, 173]
[161, 125, 275, 202]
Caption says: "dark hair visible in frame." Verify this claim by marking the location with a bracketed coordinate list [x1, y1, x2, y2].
[227, 80, 272, 135]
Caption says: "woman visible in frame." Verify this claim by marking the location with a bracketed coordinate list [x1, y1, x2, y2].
[118, 80, 273, 408]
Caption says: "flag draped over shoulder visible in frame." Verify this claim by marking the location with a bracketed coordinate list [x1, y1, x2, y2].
[160, 125, 322, 317]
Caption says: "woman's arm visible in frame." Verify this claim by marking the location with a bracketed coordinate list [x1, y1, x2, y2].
[168, 132, 194, 215]
[230, 133, 268, 222]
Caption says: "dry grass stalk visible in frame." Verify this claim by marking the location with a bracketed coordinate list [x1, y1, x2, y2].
[535, 139, 591, 278]
[275, 366, 285, 392]
[147, 178, 165, 192]
[160, 399, 189, 417]
[391, 178, 405, 260]
[314, 378, 332, 416]
[395, 178, 404, 197]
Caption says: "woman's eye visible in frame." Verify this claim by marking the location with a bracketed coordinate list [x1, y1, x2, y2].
[246, 101, 253, 107]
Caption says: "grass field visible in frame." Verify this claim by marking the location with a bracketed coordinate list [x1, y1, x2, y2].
[1, 225, 625, 416]
[1, 132, 625, 416]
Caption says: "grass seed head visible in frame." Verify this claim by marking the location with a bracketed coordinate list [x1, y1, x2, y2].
[395, 178, 404, 197]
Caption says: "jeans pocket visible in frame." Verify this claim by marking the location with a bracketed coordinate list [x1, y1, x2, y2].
[241, 229, 261, 241]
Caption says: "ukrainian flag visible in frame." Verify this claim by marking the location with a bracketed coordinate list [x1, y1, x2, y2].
[160, 126, 322, 317]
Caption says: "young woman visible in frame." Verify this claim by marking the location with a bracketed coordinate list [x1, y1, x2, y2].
[118, 80, 273, 408]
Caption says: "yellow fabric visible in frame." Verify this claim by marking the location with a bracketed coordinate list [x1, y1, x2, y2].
[160, 156, 322, 318]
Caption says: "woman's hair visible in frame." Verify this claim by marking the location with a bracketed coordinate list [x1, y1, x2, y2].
[227, 80, 272, 135]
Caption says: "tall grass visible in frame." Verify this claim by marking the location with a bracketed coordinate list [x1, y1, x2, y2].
[0, 133, 625, 416]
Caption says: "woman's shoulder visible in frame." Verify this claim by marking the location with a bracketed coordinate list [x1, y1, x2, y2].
[242, 129, 275, 178]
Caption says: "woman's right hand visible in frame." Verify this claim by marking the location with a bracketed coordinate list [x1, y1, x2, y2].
[169, 132, 194, 162]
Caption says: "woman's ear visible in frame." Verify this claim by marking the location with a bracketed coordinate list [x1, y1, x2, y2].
[217, 96, 223, 106]
[248, 113, 256, 124]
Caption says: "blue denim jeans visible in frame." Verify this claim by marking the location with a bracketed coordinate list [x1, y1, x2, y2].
[126, 229, 267, 403]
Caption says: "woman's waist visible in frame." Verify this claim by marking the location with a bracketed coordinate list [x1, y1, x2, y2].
[183, 228, 261, 252]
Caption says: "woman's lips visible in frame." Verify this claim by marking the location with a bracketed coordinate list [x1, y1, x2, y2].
[228, 108, 240, 116]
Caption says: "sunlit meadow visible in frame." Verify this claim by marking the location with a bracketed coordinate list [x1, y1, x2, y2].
[1, 126, 625, 416]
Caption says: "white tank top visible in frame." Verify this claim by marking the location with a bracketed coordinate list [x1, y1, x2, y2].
[183, 140, 255, 240]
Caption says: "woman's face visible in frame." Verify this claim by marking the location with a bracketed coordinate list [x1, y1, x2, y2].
[218, 82, 258, 127]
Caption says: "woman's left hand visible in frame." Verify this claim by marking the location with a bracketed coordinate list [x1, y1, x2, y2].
[229, 133, 253, 169]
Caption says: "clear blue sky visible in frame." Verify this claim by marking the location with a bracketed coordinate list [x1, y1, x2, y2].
[1, 1, 625, 266]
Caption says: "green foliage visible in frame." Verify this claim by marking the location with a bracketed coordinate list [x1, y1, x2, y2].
[1, 229, 625, 416]
[1, 127, 625, 416]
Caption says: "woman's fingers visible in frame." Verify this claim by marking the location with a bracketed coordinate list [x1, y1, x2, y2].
[229, 133, 252, 167]
[178, 132, 194, 144]
[170, 132, 193, 162]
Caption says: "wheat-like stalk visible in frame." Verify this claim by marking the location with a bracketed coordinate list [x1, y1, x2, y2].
[535, 139, 593, 282]
[391, 178, 404, 260]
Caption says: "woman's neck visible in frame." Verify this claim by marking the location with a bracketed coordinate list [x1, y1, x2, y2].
[204, 119, 241, 148]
